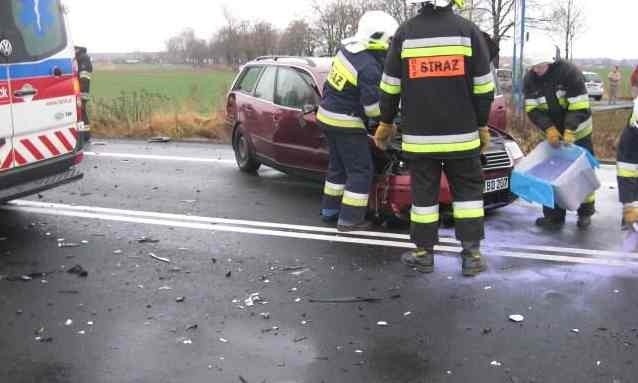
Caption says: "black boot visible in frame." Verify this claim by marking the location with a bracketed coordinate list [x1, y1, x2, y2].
[337, 220, 372, 233]
[577, 215, 592, 229]
[401, 248, 434, 273]
[461, 242, 486, 277]
[535, 216, 565, 230]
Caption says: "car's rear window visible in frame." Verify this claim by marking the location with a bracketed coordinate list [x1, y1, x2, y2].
[234, 66, 263, 93]
[0, 0, 67, 62]
[584, 73, 602, 83]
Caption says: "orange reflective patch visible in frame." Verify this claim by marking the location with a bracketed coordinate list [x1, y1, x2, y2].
[408, 55, 466, 79]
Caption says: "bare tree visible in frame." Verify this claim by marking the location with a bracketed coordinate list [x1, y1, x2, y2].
[547, 0, 585, 60]
[312, 0, 363, 56]
[280, 20, 317, 56]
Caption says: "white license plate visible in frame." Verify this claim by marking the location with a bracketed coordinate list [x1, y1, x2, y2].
[484, 177, 509, 193]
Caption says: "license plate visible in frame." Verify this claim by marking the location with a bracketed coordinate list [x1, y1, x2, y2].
[484, 177, 509, 193]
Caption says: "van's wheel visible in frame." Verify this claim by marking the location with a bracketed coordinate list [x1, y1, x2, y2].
[234, 130, 261, 173]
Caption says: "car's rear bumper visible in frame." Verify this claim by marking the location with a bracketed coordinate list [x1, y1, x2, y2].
[0, 153, 83, 203]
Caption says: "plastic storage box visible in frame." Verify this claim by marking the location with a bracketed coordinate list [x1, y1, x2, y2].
[511, 142, 600, 211]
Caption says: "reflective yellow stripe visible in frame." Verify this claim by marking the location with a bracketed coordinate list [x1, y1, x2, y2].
[474, 82, 495, 94]
[411, 205, 439, 224]
[403, 139, 480, 154]
[381, 81, 401, 95]
[342, 191, 369, 208]
[558, 98, 568, 108]
[324, 182, 345, 197]
[453, 201, 485, 219]
[575, 125, 593, 140]
[401, 45, 473, 59]
[584, 193, 596, 204]
[618, 162, 638, 178]
[367, 39, 389, 51]
[364, 103, 381, 118]
[316, 107, 365, 129]
[568, 101, 590, 111]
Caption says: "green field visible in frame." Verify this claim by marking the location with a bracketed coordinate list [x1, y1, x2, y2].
[92, 65, 236, 113]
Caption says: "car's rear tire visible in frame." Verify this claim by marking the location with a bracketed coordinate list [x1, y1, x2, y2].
[594, 96, 602, 101]
[233, 129, 261, 173]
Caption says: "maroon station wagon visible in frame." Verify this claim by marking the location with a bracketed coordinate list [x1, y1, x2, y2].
[226, 56, 523, 223]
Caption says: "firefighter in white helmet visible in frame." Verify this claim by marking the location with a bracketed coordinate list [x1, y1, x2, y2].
[375, 0, 494, 277]
[318, 11, 399, 232]
[523, 40, 596, 230]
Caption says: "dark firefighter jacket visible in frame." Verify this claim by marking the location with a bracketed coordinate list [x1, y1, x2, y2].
[317, 44, 386, 134]
[76, 47, 93, 101]
[524, 60, 593, 142]
[379, 4, 495, 159]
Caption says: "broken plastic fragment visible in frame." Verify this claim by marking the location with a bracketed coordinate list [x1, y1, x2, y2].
[113, 250, 123, 255]
[58, 242, 80, 248]
[509, 315, 525, 323]
[571, 329, 580, 334]
[490, 361, 502, 367]
[219, 338, 229, 343]
[176, 297, 186, 303]
[64, 319, 73, 326]
[377, 321, 389, 327]
[182, 339, 193, 345]
[260, 312, 271, 320]
[158, 286, 173, 291]
[149, 253, 171, 264]
[244, 293, 263, 307]
[403, 312, 412, 317]
[355, 349, 364, 354]
[294, 298, 302, 303]
[77, 330, 86, 335]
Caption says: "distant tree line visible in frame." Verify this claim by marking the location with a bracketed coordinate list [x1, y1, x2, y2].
[164, 0, 586, 67]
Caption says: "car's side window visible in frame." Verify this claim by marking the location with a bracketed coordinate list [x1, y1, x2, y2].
[275, 67, 319, 110]
[254, 66, 277, 102]
[234, 66, 263, 94]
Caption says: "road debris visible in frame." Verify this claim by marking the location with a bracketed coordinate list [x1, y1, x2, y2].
[403, 312, 412, 317]
[176, 297, 186, 303]
[67, 265, 88, 278]
[137, 236, 160, 244]
[482, 328, 493, 335]
[158, 286, 173, 291]
[35, 336, 54, 343]
[309, 297, 382, 303]
[239, 376, 248, 383]
[64, 319, 73, 326]
[260, 312, 271, 320]
[148, 136, 171, 143]
[294, 298, 302, 303]
[87, 321, 94, 326]
[219, 338, 229, 343]
[509, 315, 525, 323]
[77, 330, 86, 335]
[225, 271, 232, 278]
[377, 321, 389, 327]
[293, 336, 308, 343]
[282, 265, 307, 272]
[490, 361, 503, 367]
[149, 253, 171, 264]
[186, 324, 198, 331]
[58, 242, 80, 248]
[182, 338, 193, 345]
[113, 250, 123, 255]
[571, 329, 580, 334]
[355, 349, 364, 354]
[244, 293, 265, 307]
[484, 286, 493, 290]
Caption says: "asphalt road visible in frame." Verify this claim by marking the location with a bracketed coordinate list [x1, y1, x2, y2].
[1, 140, 637, 383]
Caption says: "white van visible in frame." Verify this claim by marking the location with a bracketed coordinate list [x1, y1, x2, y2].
[0, 0, 84, 202]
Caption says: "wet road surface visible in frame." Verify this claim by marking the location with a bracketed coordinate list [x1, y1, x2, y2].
[1, 140, 637, 383]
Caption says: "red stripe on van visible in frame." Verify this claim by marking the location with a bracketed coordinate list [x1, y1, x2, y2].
[20, 139, 45, 161]
[13, 149, 27, 166]
[55, 131, 73, 152]
[69, 128, 78, 139]
[1, 151, 12, 169]
[39, 135, 61, 156]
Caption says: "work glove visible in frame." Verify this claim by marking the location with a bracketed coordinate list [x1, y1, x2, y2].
[546, 126, 562, 148]
[624, 206, 638, 228]
[479, 127, 491, 153]
[563, 129, 576, 145]
[374, 121, 397, 150]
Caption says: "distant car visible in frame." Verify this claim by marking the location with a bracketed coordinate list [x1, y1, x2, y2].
[496, 68, 513, 94]
[583, 71, 604, 101]
[0, 0, 84, 203]
[226, 56, 522, 222]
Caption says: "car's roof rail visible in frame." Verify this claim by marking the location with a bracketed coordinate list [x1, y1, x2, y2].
[254, 56, 317, 67]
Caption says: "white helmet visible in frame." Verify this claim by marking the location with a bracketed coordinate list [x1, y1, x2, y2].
[342, 11, 399, 52]
[524, 40, 560, 66]
[406, 0, 465, 7]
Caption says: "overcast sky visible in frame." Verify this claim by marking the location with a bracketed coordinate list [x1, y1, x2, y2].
[63, 0, 635, 59]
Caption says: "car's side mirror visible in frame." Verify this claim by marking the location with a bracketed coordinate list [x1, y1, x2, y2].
[302, 104, 318, 115]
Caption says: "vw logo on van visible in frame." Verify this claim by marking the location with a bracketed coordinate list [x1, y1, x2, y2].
[0, 39, 13, 58]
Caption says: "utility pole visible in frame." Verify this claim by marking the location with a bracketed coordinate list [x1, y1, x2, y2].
[512, 0, 526, 130]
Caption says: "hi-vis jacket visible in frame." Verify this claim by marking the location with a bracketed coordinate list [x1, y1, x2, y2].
[524, 60, 593, 141]
[379, 5, 495, 158]
[317, 44, 386, 133]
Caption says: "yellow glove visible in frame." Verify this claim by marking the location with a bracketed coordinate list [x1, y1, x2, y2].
[374, 122, 397, 150]
[546, 126, 562, 148]
[479, 127, 491, 153]
[624, 207, 638, 226]
[563, 129, 576, 145]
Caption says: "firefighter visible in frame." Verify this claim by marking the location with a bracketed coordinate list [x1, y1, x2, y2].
[319, 11, 399, 232]
[523, 41, 596, 230]
[618, 97, 638, 232]
[74, 46, 93, 144]
[375, 0, 495, 277]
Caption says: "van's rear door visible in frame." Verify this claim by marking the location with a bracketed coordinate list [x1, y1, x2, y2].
[6, 0, 78, 168]
[0, 1, 15, 172]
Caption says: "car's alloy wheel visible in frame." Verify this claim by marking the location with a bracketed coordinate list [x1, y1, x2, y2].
[234, 130, 261, 173]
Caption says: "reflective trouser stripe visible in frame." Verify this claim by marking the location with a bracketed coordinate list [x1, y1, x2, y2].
[411, 205, 440, 224]
[403, 132, 481, 154]
[324, 182, 345, 197]
[316, 107, 365, 129]
[342, 191, 369, 207]
[79, 71, 91, 79]
[584, 193, 596, 204]
[618, 162, 638, 178]
[80, 93, 90, 100]
[574, 117, 593, 140]
[453, 201, 485, 219]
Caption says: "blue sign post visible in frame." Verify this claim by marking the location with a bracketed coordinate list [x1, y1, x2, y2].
[512, 0, 526, 129]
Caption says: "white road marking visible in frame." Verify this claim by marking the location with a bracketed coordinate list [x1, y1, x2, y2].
[83, 151, 236, 165]
[4, 201, 638, 267]
[8, 200, 637, 261]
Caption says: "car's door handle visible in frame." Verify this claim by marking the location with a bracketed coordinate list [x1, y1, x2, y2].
[14, 89, 37, 97]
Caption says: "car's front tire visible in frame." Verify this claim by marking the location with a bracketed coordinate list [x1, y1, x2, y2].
[233, 129, 261, 173]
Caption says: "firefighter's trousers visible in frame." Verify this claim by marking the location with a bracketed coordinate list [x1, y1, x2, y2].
[80, 99, 91, 144]
[617, 124, 638, 206]
[321, 128, 373, 226]
[409, 156, 485, 250]
[543, 136, 596, 220]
